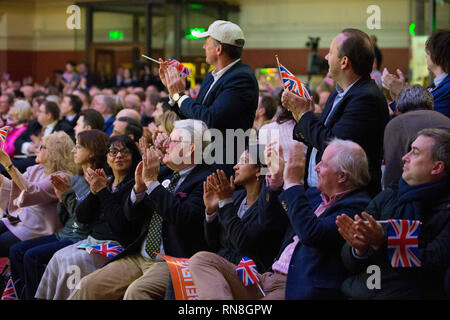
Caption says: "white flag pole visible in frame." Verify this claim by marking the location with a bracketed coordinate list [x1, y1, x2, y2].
[141, 54, 161, 64]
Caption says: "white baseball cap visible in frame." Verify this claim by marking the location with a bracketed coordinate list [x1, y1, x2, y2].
[194, 20, 245, 48]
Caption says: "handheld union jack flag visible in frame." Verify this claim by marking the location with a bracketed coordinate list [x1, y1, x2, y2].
[277, 62, 311, 100]
[0, 126, 11, 144]
[86, 243, 124, 258]
[387, 219, 421, 268]
[1, 277, 18, 300]
[236, 256, 260, 286]
[166, 58, 192, 78]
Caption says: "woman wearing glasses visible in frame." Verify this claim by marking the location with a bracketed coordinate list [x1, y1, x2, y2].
[7, 129, 109, 300]
[0, 131, 77, 257]
[35, 135, 141, 300]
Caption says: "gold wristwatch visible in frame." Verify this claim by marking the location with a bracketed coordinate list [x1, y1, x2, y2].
[172, 92, 185, 103]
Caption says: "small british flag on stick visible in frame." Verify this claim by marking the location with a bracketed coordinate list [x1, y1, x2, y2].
[387, 219, 421, 268]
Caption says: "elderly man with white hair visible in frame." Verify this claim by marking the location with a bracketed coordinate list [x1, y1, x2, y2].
[70, 119, 213, 300]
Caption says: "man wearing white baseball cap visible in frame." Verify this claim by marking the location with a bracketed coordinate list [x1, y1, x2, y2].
[158, 20, 259, 175]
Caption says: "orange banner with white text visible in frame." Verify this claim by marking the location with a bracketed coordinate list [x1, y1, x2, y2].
[156, 253, 199, 300]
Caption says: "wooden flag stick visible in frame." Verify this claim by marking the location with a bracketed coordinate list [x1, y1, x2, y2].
[141, 54, 161, 64]
[274, 54, 284, 86]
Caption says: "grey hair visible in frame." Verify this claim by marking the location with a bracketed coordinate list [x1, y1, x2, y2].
[173, 119, 211, 151]
[417, 128, 450, 176]
[397, 84, 434, 113]
[12, 100, 32, 123]
[328, 138, 371, 190]
[101, 95, 116, 113]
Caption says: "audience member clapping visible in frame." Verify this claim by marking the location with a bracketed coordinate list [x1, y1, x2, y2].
[0, 131, 77, 257]
[8, 129, 109, 300]
[188, 144, 288, 299]
[337, 128, 450, 299]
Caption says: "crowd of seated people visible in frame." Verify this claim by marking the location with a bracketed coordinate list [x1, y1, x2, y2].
[0, 27, 448, 301]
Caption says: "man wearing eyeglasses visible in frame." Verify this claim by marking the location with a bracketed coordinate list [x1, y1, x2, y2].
[70, 119, 213, 300]
[158, 20, 259, 175]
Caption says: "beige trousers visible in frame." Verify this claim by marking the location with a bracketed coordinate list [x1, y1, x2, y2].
[189, 251, 286, 300]
[68, 253, 170, 300]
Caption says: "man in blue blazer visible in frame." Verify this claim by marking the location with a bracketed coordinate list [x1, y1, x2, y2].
[70, 119, 212, 300]
[158, 20, 259, 173]
[383, 30, 450, 118]
[90, 94, 116, 136]
[282, 28, 389, 197]
[425, 30, 450, 118]
[278, 139, 371, 300]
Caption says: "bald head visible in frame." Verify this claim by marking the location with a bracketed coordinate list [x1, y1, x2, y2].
[124, 94, 141, 112]
[115, 108, 141, 122]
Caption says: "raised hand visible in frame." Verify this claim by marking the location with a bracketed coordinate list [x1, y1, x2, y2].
[159, 58, 186, 97]
[209, 169, 235, 201]
[134, 161, 146, 193]
[203, 175, 220, 215]
[50, 174, 70, 203]
[283, 143, 305, 189]
[142, 146, 160, 187]
[381, 68, 406, 101]
[264, 142, 284, 179]
[158, 58, 169, 89]
[85, 167, 109, 194]
[281, 89, 313, 121]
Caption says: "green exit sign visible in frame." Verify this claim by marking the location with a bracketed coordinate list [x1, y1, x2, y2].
[185, 28, 205, 39]
[109, 30, 124, 40]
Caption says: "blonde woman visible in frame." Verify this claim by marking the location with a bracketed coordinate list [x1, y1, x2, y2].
[4, 100, 33, 158]
[0, 131, 77, 257]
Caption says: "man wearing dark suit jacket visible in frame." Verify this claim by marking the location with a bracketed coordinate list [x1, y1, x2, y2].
[279, 140, 371, 300]
[159, 20, 259, 174]
[60, 94, 82, 129]
[70, 119, 212, 300]
[11, 100, 74, 172]
[282, 28, 389, 197]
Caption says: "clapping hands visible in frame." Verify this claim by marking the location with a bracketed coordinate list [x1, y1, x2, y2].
[203, 170, 235, 214]
[381, 68, 406, 101]
[135, 138, 161, 193]
[336, 211, 385, 256]
[85, 168, 109, 194]
[50, 173, 71, 203]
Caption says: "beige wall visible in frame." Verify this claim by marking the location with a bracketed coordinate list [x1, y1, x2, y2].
[0, 0, 422, 52]
[0, 0, 84, 51]
[240, 0, 410, 49]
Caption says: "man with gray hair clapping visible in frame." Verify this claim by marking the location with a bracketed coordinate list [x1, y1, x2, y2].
[70, 119, 213, 300]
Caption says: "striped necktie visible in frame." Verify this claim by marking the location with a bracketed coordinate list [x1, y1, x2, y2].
[144, 172, 181, 258]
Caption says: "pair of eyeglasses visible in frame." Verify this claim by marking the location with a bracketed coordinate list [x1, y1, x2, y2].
[168, 138, 190, 144]
[108, 148, 131, 157]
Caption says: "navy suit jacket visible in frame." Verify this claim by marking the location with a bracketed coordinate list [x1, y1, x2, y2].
[204, 182, 288, 272]
[293, 76, 389, 197]
[278, 186, 371, 300]
[113, 165, 212, 262]
[175, 61, 258, 173]
[429, 74, 450, 118]
[103, 116, 115, 137]
[177, 61, 259, 133]
[14, 119, 75, 155]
